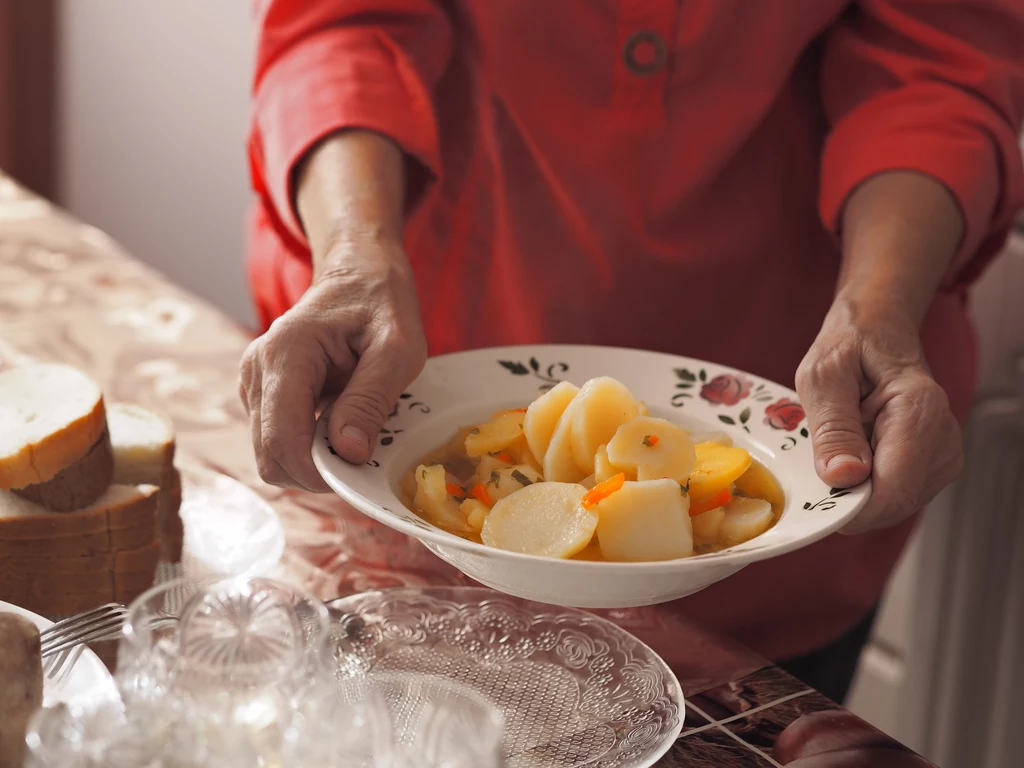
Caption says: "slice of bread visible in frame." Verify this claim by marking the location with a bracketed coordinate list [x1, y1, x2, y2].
[107, 402, 182, 563]
[107, 403, 175, 486]
[0, 364, 108, 490]
[11, 429, 114, 512]
[0, 484, 158, 541]
[0, 612, 42, 768]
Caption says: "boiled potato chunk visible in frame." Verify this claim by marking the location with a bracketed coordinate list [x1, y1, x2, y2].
[414, 464, 471, 534]
[543, 403, 588, 483]
[637, 401, 650, 417]
[689, 430, 733, 447]
[505, 435, 542, 473]
[606, 416, 696, 483]
[570, 377, 640, 475]
[473, 453, 514, 484]
[460, 498, 489, 533]
[481, 482, 596, 558]
[594, 444, 632, 483]
[734, 459, 785, 511]
[465, 410, 526, 457]
[483, 464, 543, 504]
[720, 497, 774, 547]
[688, 442, 752, 499]
[523, 381, 579, 464]
[595, 479, 693, 561]
[691, 506, 726, 544]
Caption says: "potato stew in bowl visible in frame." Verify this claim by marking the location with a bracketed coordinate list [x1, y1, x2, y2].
[401, 377, 784, 562]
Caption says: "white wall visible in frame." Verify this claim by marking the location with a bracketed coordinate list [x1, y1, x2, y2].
[57, 0, 256, 326]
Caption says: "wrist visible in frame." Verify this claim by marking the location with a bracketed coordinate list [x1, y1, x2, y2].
[296, 129, 406, 257]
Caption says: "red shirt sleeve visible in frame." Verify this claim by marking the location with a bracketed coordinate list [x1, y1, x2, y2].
[818, 0, 1024, 290]
[248, 0, 452, 249]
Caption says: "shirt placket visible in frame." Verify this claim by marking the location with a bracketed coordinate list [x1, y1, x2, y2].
[611, 0, 678, 121]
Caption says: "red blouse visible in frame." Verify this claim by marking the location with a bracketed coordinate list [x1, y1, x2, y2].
[247, 0, 1024, 660]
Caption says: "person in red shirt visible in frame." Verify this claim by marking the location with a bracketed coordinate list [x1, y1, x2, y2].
[239, 0, 1024, 702]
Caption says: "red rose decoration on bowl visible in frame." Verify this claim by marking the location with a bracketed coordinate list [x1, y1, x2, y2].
[700, 374, 753, 406]
[764, 398, 805, 431]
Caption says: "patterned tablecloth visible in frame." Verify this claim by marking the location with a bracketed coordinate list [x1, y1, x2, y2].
[0, 174, 935, 766]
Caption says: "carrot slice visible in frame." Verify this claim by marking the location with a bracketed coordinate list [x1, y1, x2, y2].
[689, 487, 732, 517]
[582, 472, 626, 508]
[495, 452, 513, 464]
[469, 483, 492, 506]
[446, 483, 466, 500]
[642, 434, 660, 447]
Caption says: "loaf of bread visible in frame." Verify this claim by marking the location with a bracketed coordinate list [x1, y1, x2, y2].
[0, 365, 183, 620]
[0, 486, 161, 616]
[0, 613, 43, 768]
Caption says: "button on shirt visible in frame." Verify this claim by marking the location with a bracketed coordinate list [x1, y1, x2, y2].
[247, 0, 1024, 660]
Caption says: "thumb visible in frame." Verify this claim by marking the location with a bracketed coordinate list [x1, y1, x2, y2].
[327, 344, 408, 465]
[797, 361, 872, 489]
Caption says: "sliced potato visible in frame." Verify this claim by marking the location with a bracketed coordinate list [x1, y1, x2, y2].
[579, 474, 596, 490]
[637, 401, 650, 417]
[481, 482, 596, 558]
[689, 430, 733, 447]
[594, 444, 631, 483]
[606, 416, 696, 483]
[688, 442, 752, 499]
[691, 506, 726, 544]
[734, 459, 784, 511]
[543, 403, 587, 483]
[595, 478, 693, 561]
[465, 411, 526, 458]
[483, 464, 543, 504]
[570, 377, 640, 475]
[473, 453, 514, 485]
[506, 435, 543, 473]
[720, 497, 774, 547]
[460, 498, 490, 533]
[523, 381, 579, 464]
[413, 464, 471, 534]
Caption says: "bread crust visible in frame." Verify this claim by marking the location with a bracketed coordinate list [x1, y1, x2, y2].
[11, 429, 114, 511]
[158, 466, 184, 562]
[0, 367, 107, 490]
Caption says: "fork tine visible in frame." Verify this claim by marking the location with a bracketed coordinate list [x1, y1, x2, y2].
[40, 603, 124, 637]
[40, 606, 128, 655]
[41, 617, 128, 657]
[39, 604, 126, 645]
[44, 645, 84, 687]
[40, 608, 127, 651]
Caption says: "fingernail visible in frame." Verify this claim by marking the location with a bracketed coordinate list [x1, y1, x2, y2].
[827, 454, 866, 469]
[339, 425, 370, 450]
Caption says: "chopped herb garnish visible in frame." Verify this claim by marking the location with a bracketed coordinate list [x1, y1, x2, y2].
[468, 428, 480, 435]
[510, 469, 533, 487]
[489, 469, 501, 487]
[680, 480, 690, 496]
[420, 468, 427, 480]
[641, 434, 659, 447]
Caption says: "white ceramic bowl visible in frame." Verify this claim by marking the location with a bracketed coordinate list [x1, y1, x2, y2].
[312, 345, 870, 608]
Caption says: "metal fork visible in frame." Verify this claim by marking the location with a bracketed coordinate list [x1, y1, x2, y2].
[40, 603, 128, 685]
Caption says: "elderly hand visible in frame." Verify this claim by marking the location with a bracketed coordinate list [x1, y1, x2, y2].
[796, 295, 964, 534]
[239, 240, 426, 491]
[239, 130, 426, 491]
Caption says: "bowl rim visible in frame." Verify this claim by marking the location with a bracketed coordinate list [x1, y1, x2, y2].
[312, 343, 870, 573]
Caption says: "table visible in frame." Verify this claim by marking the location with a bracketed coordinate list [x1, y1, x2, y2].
[0, 173, 935, 766]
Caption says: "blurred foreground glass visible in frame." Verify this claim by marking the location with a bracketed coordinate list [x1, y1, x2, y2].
[25, 578, 505, 766]
[338, 672, 505, 768]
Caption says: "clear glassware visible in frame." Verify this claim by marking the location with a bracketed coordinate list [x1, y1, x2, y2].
[339, 672, 506, 768]
[116, 576, 330, 701]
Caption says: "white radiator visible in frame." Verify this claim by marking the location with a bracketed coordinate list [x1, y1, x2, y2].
[902, 226, 1024, 768]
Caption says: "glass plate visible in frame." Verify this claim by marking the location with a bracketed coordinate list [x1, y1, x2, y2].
[328, 587, 684, 768]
